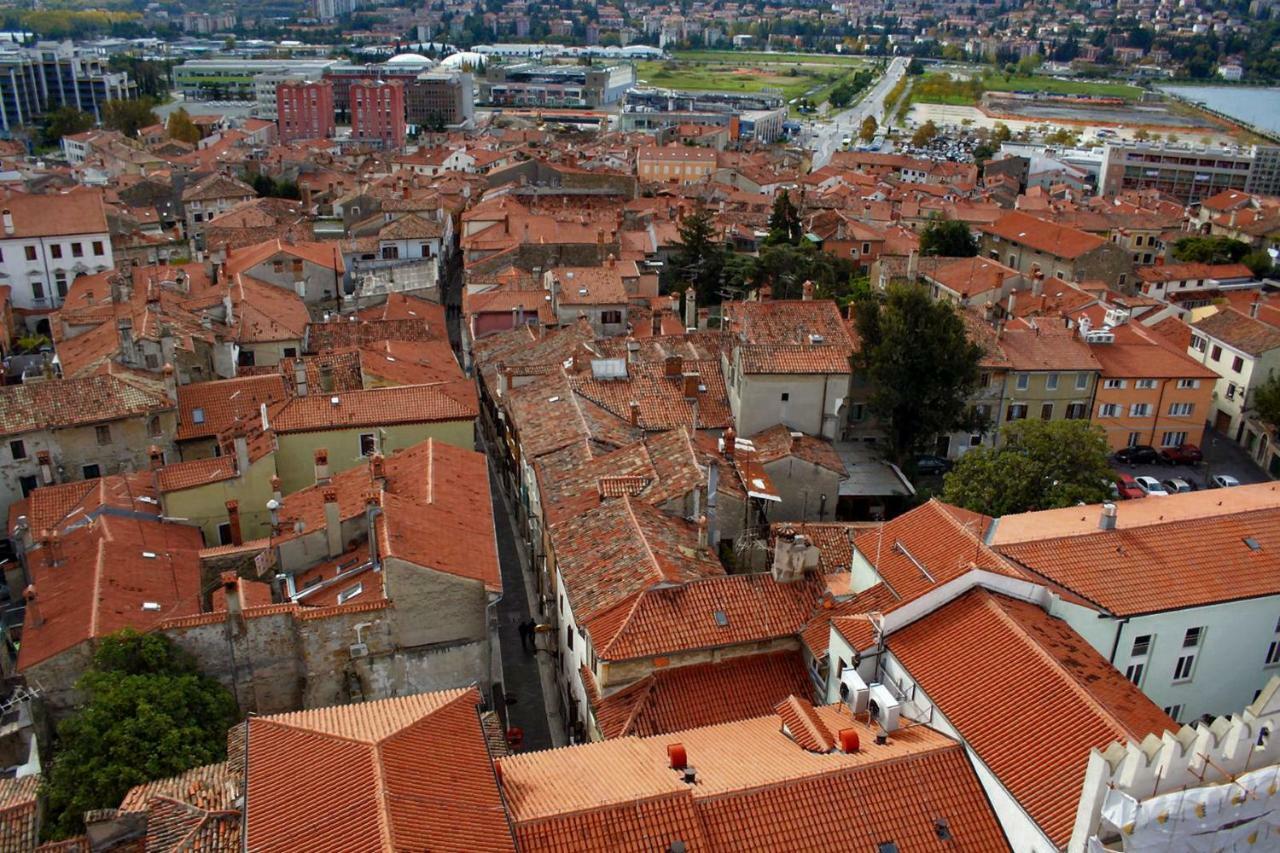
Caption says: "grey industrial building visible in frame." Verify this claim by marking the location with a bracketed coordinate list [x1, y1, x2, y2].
[1100, 141, 1280, 203]
[619, 87, 788, 143]
[480, 62, 635, 108]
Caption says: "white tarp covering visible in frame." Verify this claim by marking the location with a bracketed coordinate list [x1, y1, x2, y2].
[1091, 764, 1280, 851]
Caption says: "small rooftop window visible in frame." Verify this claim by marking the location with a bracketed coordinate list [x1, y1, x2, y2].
[191, 407, 205, 424]
[713, 610, 728, 627]
[1244, 537, 1262, 551]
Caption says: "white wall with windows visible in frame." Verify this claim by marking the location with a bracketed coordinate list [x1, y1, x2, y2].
[1052, 594, 1280, 724]
[0, 232, 113, 314]
[1186, 330, 1280, 439]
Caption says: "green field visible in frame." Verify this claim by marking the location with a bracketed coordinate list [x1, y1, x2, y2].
[904, 71, 1144, 111]
[634, 58, 871, 116]
[671, 49, 869, 68]
[984, 75, 1144, 100]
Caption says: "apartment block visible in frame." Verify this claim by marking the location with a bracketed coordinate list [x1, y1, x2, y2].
[276, 79, 336, 144]
[350, 79, 406, 149]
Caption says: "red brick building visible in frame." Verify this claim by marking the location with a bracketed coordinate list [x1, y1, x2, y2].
[276, 79, 335, 144]
[350, 79, 406, 150]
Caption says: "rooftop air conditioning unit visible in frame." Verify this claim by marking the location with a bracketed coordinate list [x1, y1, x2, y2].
[839, 669, 870, 714]
[867, 683, 901, 733]
[349, 643, 369, 659]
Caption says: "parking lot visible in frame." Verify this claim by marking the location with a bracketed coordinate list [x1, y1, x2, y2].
[1112, 431, 1271, 492]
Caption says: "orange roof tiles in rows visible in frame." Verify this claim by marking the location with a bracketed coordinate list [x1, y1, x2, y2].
[591, 650, 813, 738]
[176, 374, 288, 441]
[0, 776, 39, 852]
[504, 371, 640, 459]
[500, 703, 1009, 852]
[244, 688, 514, 852]
[0, 373, 172, 435]
[19, 515, 204, 670]
[724, 299, 857, 375]
[268, 381, 477, 432]
[982, 210, 1106, 259]
[996, 503, 1280, 616]
[155, 455, 238, 492]
[1192, 307, 1280, 356]
[886, 589, 1173, 847]
[568, 358, 732, 430]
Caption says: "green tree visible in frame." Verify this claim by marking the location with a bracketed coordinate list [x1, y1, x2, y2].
[907, 57, 926, 75]
[919, 218, 978, 257]
[166, 107, 200, 144]
[1253, 372, 1280, 429]
[41, 630, 238, 840]
[102, 98, 158, 137]
[859, 115, 878, 142]
[992, 122, 1012, 143]
[910, 120, 939, 147]
[941, 419, 1113, 516]
[855, 285, 984, 464]
[1171, 235, 1251, 265]
[670, 206, 726, 305]
[766, 189, 803, 246]
[1242, 249, 1274, 277]
[40, 106, 93, 148]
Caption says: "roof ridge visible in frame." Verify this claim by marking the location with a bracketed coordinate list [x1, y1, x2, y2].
[979, 591, 1135, 741]
[618, 678, 659, 737]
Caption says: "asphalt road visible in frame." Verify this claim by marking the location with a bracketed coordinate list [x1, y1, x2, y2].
[1112, 430, 1270, 492]
[810, 56, 909, 169]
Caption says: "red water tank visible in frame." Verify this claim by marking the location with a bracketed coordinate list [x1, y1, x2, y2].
[838, 728, 860, 753]
[668, 742, 688, 770]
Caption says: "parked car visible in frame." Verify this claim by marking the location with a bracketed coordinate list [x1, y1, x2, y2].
[1114, 445, 1162, 465]
[914, 455, 952, 475]
[1160, 444, 1203, 465]
[1113, 473, 1145, 500]
[1134, 476, 1169, 496]
[1162, 478, 1196, 494]
[1209, 474, 1241, 488]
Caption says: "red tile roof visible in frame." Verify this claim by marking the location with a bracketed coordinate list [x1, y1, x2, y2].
[18, 515, 204, 670]
[1192, 307, 1280, 356]
[268, 381, 477, 432]
[0, 776, 39, 853]
[0, 188, 108, 237]
[176, 374, 288, 441]
[501, 704, 1009, 852]
[887, 589, 1173, 846]
[0, 373, 172, 435]
[244, 688, 514, 852]
[591, 650, 813, 738]
[996, 503, 1280, 616]
[155, 455, 237, 492]
[982, 210, 1106, 259]
[723, 299, 856, 375]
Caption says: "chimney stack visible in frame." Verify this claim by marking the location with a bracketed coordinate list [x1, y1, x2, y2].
[294, 360, 308, 396]
[314, 448, 330, 485]
[801, 280, 814, 301]
[697, 514, 709, 551]
[36, 450, 54, 485]
[1, 209, 12, 236]
[270, 475, 283, 505]
[323, 488, 342, 558]
[664, 354, 683, 378]
[1099, 502, 1118, 531]
[148, 445, 164, 471]
[1251, 298, 1262, 319]
[370, 452, 386, 488]
[682, 372, 699, 400]
[629, 400, 641, 427]
[234, 434, 250, 475]
[225, 500, 243, 546]
[722, 426, 736, 460]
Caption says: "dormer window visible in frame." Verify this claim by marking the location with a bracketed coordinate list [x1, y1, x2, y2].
[192, 408, 205, 424]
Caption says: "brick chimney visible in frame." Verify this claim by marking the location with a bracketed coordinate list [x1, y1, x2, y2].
[629, 400, 641, 426]
[722, 426, 736, 460]
[370, 452, 386, 488]
[682, 372, 700, 399]
[314, 449, 330, 485]
[225, 500, 243, 546]
[148, 445, 164, 471]
[323, 488, 342, 558]
[664, 354, 683, 378]
[801, 280, 814, 301]
[36, 450, 54, 485]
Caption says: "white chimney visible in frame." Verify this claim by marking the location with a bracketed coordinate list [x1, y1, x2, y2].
[1099, 502, 1117, 531]
[1, 209, 12, 236]
[324, 488, 342, 558]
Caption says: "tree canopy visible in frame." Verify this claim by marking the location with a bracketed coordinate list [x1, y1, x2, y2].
[910, 120, 939, 148]
[919, 219, 978, 257]
[854, 285, 983, 464]
[41, 630, 238, 840]
[1172, 235, 1250, 265]
[1253, 372, 1280, 430]
[941, 418, 1114, 516]
[102, 98, 158, 138]
[859, 115, 878, 142]
[166, 108, 200, 145]
[766, 189, 803, 246]
[40, 106, 93, 148]
[669, 205, 726, 305]
[1242, 249, 1274, 278]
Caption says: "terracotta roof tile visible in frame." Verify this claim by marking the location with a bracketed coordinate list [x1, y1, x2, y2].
[501, 705, 1008, 852]
[268, 381, 477, 432]
[0, 373, 172, 435]
[1192, 307, 1280, 356]
[244, 688, 514, 852]
[774, 695, 835, 752]
[0, 776, 39, 852]
[982, 210, 1106, 259]
[888, 589, 1173, 846]
[996, 503, 1280, 616]
[176, 374, 288, 441]
[119, 762, 240, 813]
[18, 516, 204, 670]
[155, 455, 237, 492]
[0, 188, 108, 237]
[592, 650, 813, 738]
